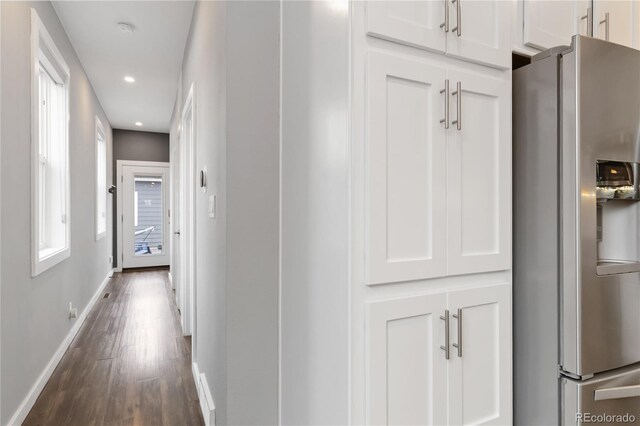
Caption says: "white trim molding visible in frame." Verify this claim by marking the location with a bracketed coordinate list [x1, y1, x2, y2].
[95, 116, 107, 241]
[7, 269, 115, 426]
[192, 362, 216, 426]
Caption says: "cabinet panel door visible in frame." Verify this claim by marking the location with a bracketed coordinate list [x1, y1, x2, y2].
[447, 283, 512, 425]
[366, 53, 447, 285]
[523, 0, 590, 50]
[593, 0, 636, 49]
[446, 0, 510, 69]
[445, 70, 510, 276]
[366, 0, 446, 53]
[367, 293, 448, 425]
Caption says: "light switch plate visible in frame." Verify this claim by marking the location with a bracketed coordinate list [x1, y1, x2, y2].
[209, 195, 216, 219]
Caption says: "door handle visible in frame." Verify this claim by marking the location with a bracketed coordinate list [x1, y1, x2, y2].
[440, 80, 450, 129]
[594, 385, 640, 401]
[451, 0, 461, 36]
[452, 308, 462, 357]
[440, 310, 450, 360]
[599, 12, 609, 41]
[452, 82, 461, 130]
[174, 231, 181, 236]
[440, 0, 449, 33]
[581, 7, 593, 37]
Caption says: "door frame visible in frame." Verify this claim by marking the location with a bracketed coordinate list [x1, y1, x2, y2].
[180, 83, 196, 339]
[116, 160, 170, 272]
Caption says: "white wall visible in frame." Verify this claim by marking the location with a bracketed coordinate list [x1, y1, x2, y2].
[0, 2, 113, 424]
[171, 2, 280, 424]
[280, 1, 350, 424]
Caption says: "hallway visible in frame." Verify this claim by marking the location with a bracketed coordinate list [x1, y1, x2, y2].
[22, 270, 204, 426]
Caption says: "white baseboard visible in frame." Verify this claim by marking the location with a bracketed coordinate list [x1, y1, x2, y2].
[192, 362, 216, 426]
[7, 268, 114, 426]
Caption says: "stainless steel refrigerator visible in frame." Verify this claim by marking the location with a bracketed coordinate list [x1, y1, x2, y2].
[514, 35, 640, 425]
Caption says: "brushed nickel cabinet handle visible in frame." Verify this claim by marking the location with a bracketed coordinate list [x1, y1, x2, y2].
[581, 7, 593, 37]
[451, 0, 461, 36]
[452, 308, 462, 357]
[439, 80, 450, 129]
[452, 81, 461, 130]
[440, 310, 450, 360]
[440, 0, 449, 32]
[599, 12, 609, 41]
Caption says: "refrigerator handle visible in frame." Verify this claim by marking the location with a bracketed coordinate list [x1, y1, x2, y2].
[440, 310, 450, 360]
[581, 7, 593, 37]
[599, 12, 610, 41]
[440, 80, 450, 129]
[594, 385, 640, 401]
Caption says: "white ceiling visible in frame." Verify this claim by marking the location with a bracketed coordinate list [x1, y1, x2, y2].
[53, 1, 195, 133]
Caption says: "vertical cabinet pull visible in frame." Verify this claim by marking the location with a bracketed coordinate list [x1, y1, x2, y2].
[599, 12, 610, 41]
[581, 7, 593, 37]
[452, 308, 462, 357]
[451, 0, 461, 36]
[440, 0, 449, 32]
[440, 80, 450, 129]
[452, 82, 462, 130]
[440, 310, 450, 360]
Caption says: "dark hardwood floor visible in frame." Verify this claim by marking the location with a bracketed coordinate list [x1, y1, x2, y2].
[23, 269, 204, 426]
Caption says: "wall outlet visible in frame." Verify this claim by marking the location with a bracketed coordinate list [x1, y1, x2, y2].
[68, 302, 78, 320]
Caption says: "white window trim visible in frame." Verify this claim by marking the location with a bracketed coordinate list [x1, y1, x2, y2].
[31, 9, 71, 276]
[95, 116, 107, 240]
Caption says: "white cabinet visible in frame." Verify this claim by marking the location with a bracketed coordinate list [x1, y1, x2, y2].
[366, 53, 510, 285]
[446, 69, 511, 276]
[593, 0, 636, 48]
[367, 283, 512, 425]
[366, 0, 511, 69]
[447, 284, 512, 425]
[367, 293, 448, 425]
[523, 0, 590, 50]
[523, 0, 639, 51]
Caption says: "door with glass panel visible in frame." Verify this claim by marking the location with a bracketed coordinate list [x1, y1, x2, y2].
[121, 162, 170, 268]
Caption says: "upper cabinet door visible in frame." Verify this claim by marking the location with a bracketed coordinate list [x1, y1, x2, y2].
[523, 0, 590, 50]
[446, 0, 511, 69]
[445, 70, 510, 276]
[367, 293, 448, 425]
[366, 0, 447, 53]
[447, 283, 512, 425]
[593, 0, 636, 49]
[366, 53, 447, 285]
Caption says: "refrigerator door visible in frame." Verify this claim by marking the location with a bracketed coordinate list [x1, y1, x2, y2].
[561, 35, 640, 376]
[562, 364, 640, 426]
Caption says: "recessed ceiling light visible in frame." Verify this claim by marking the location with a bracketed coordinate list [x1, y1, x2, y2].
[124, 76, 135, 83]
[117, 22, 135, 34]
[135, 122, 143, 127]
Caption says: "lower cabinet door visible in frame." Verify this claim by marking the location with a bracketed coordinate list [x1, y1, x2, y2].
[447, 283, 512, 425]
[367, 293, 448, 425]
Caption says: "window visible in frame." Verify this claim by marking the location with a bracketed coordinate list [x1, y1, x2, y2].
[95, 118, 107, 239]
[31, 9, 71, 276]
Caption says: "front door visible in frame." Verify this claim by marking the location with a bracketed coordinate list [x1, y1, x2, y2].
[121, 162, 170, 268]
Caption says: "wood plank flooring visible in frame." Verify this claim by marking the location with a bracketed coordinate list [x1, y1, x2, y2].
[23, 269, 204, 426]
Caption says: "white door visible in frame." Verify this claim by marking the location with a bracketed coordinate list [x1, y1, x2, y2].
[171, 137, 181, 307]
[366, 52, 447, 285]
[367, 293, 448, 425]
[593, 0, 636, 48]
[446, 69, 510, 276]
[447, 283, 512, 425]
[446, 0, 511, 69]
[121, 162, 170, 268]
[523, 0, 590, 50]
[366, 0, 447, 53]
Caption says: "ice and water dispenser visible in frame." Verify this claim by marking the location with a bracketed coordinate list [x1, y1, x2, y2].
[596, 160, 640, 275]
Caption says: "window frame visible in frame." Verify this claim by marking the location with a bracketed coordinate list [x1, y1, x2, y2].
[95, 116, 107, 240]
[31, 9, 71, 276]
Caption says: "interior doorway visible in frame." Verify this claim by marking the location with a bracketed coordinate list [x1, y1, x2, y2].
[117, 160, 170, 269]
